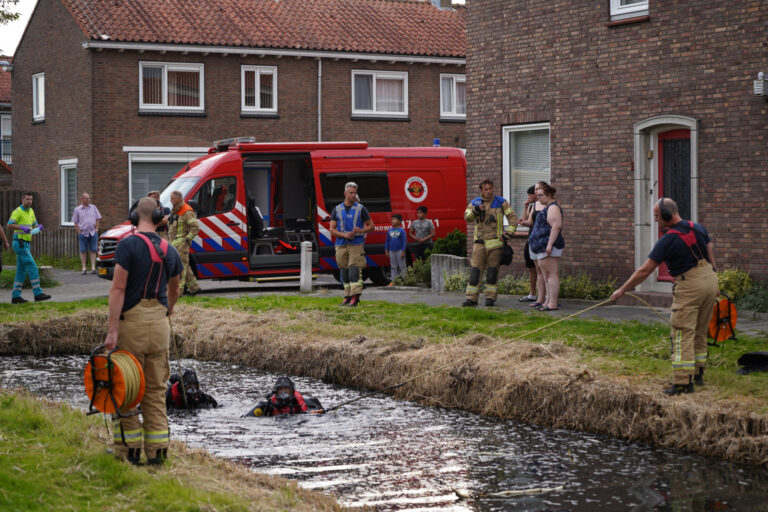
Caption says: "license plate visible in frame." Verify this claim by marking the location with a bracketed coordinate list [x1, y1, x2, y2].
[98, 268, 107, 275]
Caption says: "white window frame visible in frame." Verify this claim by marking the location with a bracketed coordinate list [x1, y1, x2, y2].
[139, 62, 205, 112]
[32, 72, 45, 121]
[59, 158, 78, 226]
[241, 65, 278, 113]
[351, 70, 409, 117]
[126, 149, 208, 209]
[439, 73, 466, 120]
[501, 123, 551, 231]
[610, 0, 649, 18]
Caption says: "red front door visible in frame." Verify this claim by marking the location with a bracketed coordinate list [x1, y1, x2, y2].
[657, 129, 691, 282]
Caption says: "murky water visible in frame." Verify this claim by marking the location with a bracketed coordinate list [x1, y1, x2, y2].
[2, 355, 767, 511]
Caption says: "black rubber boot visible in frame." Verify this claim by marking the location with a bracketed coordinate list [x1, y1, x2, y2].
[694, 367, 704, 386]
[663, 376, 694, 396]
[34, 293, 52, 302]
[485, 298, 495, 307]
[340, 296, 351, 306]
[462, 299, 478, 307]
[127, 447, 142, 465]
[11, 297, 28, 304]
[146, 448, 168, 466]
[349, 294, 361, 307]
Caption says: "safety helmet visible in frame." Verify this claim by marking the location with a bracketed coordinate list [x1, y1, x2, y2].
[182, 369, 199, 386]
[273, 376, 295, 394]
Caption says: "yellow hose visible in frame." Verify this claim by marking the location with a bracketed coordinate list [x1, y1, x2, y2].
[111, 352, 141, 410]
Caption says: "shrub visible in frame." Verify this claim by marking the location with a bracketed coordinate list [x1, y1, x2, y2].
[394, 258, 431, 287]
[559, 272, 617, 300]
[716, 268, 753, 301]
[432, 229, 467, 257]
[496, 274, 529, 296]
[737, 281, 768, 313]
[443, 270, 469, 292]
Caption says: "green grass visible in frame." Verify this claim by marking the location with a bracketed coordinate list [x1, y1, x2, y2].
[0, 269, 60, 290]
[0, 390, 335, 511]
[0, 298, 107, 321]
[1, 250, 83, 271]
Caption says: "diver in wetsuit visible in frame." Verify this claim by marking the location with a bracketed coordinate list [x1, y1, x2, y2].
[166, 368, 218, 410]
[243, 376, 323, 417]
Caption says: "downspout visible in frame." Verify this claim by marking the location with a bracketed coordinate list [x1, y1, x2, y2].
[317, 58, 322, 142]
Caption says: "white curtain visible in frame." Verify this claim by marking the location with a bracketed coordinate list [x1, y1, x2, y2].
[509, 129, 550, 216]
[376, 78, 403, 113]
[354, 75, 373, 110]
[456, 81, 466, 115]
[441, 77, 453, 113]
[142, 66, 163, 105]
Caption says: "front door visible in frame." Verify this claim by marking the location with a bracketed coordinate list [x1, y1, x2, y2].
[657, 129, 691, 281]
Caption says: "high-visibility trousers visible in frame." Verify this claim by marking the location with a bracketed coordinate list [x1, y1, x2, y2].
[465, 243, 502, 302]
[11, 240, 43, 299]
[112, 300, 171, 456]
[669, 259, 719, 385]
[335, 244, 366, 296]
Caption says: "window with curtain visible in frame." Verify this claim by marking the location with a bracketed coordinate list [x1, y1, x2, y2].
[352, 71, 408, 116]
[60, 163, 77, 225]
[32, 73, 45, 121]
[610, 0, 648, 17]
[503, 124, 550, 219]
[140, 62, 204, 111]
[241, 66, 278, 112]
[440, 74, 466, 119]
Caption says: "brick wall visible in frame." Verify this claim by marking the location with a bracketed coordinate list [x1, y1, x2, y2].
[467, 0, 768, 280]
[10, 0, 92, 228]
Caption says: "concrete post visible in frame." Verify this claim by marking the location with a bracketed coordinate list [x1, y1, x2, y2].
[300, 241, 312, 293]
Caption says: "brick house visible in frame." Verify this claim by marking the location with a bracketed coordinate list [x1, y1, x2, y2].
[11, 0, 465, 228]
[0, 56, 11, 187]
[466, 0, 768, 291]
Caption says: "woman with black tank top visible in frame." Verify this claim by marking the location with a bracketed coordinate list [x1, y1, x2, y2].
[517, 185, 544, 302]
[528, 182, 564, 311]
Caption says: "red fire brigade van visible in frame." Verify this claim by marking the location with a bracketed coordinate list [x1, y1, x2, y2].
[97, 139, 466, 285]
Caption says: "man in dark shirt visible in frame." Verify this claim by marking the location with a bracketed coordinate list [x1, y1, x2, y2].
[104, 197, 182, 465]
[611, 198, 719, 395]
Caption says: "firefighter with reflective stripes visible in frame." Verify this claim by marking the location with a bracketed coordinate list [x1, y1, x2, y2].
[611, 198, 719, 395]
[329, 182, 375, 307]
[105, 197, 182, 464]
[463, 179, 518, 307]
[169, 190, 201, 296]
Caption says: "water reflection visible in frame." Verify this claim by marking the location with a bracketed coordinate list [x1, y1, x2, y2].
[1, 355, 767, 511]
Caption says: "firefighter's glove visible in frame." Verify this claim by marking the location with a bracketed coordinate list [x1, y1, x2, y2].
[472, 204, 484, 219]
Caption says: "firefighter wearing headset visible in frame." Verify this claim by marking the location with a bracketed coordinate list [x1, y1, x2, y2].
[168, 190, 201, 296]
[463, 179, 518, 307]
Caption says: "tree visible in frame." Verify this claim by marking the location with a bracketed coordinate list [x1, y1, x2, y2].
[1, 0, 20, 25]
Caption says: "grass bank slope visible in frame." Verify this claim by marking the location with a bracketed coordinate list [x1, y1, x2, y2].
[1, 296, 767, 467]
[0, 389, 342, 512]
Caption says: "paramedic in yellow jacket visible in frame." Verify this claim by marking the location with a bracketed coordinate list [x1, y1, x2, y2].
[169, 190, 201, 296]
[463, 179, 517, 307]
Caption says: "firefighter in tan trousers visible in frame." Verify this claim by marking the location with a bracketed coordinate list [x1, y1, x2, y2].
[169, 190, 201, 295]
[105, 197, 182, 465]
[611, 197, 719, 395]
[463, 179, 518, 307]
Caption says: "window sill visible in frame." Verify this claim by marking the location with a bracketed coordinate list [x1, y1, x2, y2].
[138, 110, 207, 117]
[351, 115, 410, 122]
[440, 117, 466, 124]
[240, 112, 280, 119]
[606, 14, 650, 27]
[32, 119, 45, 124]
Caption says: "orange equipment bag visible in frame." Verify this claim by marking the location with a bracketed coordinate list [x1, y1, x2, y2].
[708, 292, 737, 346]
[84, 345, 145, 416]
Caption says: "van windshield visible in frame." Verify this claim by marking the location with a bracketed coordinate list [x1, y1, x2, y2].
[159, 177, 200, 208]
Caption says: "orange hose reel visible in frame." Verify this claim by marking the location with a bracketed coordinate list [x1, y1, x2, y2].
[84, 345, 145, 415]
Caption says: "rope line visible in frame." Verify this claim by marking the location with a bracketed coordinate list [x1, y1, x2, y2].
[327, 294, 674, 413]
[328, 298, 615, 413]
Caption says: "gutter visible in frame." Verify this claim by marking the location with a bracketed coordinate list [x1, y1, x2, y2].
[317, 58, 322, 142]
[81, 41, 466, 66]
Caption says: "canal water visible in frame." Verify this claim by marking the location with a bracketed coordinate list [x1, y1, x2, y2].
[1, 355, 767, 511]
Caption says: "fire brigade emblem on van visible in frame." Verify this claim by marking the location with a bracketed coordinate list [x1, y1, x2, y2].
[405, 176, 428, 203]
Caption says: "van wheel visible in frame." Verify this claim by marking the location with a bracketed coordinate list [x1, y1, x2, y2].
[365, 267, 391, 286]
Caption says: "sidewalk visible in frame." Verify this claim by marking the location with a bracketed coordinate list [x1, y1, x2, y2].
[10, 267, 768, 337]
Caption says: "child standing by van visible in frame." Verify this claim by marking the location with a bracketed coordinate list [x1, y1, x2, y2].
[385, 214, 407, 285]
[409, 206, 435, 261]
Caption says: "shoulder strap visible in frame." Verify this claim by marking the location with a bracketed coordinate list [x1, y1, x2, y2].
[131, 233, 170, 298]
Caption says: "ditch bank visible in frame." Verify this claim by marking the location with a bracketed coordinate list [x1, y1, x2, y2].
[1, 306, 767, 468]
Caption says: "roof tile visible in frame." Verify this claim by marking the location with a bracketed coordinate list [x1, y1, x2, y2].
[62, 0, 465, 57]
